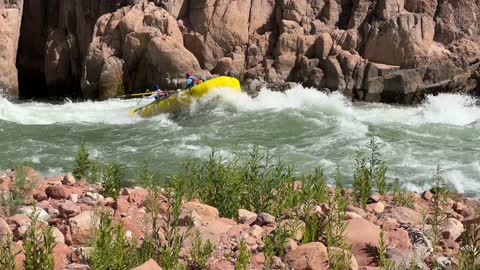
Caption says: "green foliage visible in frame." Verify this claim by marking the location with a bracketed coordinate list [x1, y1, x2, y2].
[175, 148, 296, 218]
[89, 160, 101, 184]
[90, 212, 139, 270]
[457, 214, 480, 270]
[23, 212, 56, 270]
[326, 170, 352, 270]
[1, 165, 35, 216]
[188, 231, 214, 270]
[302, 204, 326, 244]
[325, 170, 348, 246]
[138, 163, 155, 188]
[158, 177, 192, 270]
[101, 162, 124, 200]
[353, 137, 388, 208]
[235, 239, 250, 270]
[378, 230, 395, 270]
[72, 143, 91, 179]
[0, 234, 15, 270]
[429, 166, 448, 250]
[391, 179, 414, 209]
[301, 167, 329, 205]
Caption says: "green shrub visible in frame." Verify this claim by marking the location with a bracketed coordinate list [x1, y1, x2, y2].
[392, 179, 414, 209]
[91, 212, 138, 270]
[0, 234, 15, 270]
[72, 143, 91, 179]
[158, 177, 192, 270]
[89, 160, 101, 184]
[1, 165, 37, 216]
[458, 214, 480, 270]
[23, 212, 56, 270]
[138, 163, 155, 188]
[188, 231, 214, 270]
[235, 239, 250, 270]
[353, 138, 388, 208]
[429, 166, 448, 250]
[102, 162, 124, 200]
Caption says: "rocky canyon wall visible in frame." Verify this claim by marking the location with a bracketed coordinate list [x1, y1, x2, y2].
[1, 0, 479, 103]
[0, 0, 23, 96]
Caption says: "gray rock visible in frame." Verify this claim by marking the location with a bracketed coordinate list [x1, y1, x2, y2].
[62, 173, 76, 185]
[435, 256, 451, 269]
[254, 213, 275, 226]
[20, 206, 49, 222]
[386, 248, 429, 270]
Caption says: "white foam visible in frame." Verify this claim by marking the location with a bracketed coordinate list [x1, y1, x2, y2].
[355, 93, 480, 127]
[0, 97, 147, 125]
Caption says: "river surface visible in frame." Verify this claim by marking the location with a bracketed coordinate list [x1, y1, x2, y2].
[1, 87, 480, 196]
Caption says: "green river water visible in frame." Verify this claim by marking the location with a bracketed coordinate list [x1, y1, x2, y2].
[1, 87, 479, 196]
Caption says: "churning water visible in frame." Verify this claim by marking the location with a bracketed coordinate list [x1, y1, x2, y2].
[1, 87, 479, 196]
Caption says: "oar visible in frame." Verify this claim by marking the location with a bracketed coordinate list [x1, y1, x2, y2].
[116, 92, 152, 99]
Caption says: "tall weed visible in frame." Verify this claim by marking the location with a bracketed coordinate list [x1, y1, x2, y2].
[23, 212, 56, 270]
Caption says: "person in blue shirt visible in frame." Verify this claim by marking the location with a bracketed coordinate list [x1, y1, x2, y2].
[185, 72, 202, 89]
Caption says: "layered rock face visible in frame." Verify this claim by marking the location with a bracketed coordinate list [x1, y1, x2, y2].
[0, 0, 23, 96]
[5, 0, 480, 103]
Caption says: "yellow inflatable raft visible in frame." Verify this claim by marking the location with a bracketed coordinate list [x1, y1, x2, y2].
[130, 76, 241, 118]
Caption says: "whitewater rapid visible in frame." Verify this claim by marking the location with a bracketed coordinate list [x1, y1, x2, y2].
[1, 87, 479, 196]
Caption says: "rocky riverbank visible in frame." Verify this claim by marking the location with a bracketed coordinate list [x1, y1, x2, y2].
[1, 0, 480, 103]
[0, 166, 479, 270]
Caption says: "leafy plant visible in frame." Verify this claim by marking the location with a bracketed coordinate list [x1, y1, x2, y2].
[429, 166, 448, 250]
[188, 231, 214, 270]
[90, 211, 138, 270]
[138, 163, 155, 188]
[102, 162, 124, 200]
[235, 239, 250, 270]
[89, 160, 101, 184]
[23, 212, 56, 270]
[378, 230, 395, 270]
[457, 214, 480, 270]
[302, 203, 326, 244]
[0, 233, 15, 270]
[325, 169, 352, 270]
[392, 179, 414, 209]
[353, 138, 388, 208]
[72, 143, 91, 179]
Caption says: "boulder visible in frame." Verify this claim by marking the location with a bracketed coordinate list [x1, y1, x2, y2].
[386, 248, 429, 270]
[385, 228, 412, 249]
[366, 202, 385, 215]
[123, 187, 148, 206]
[52, 226, 65, 244]
[442, 218, 464, 241]
[132, 259, 163, 270]
[254, 213, 276, 226]
[58, 201, 82, 218]
[345, 218, 380, 266]
[82, 2, 201, 99]
[46, 185, 69, 200]
[183, 201, 219, 224]
[364, 13, 434, 67]
[19, 206, 50, 222]
[69, 211, 99, 246]
[285, 242, 328, 270]
[54, 243, 73, 270]
[382, 207, 423, 226]
[238, 209, 257, 224]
